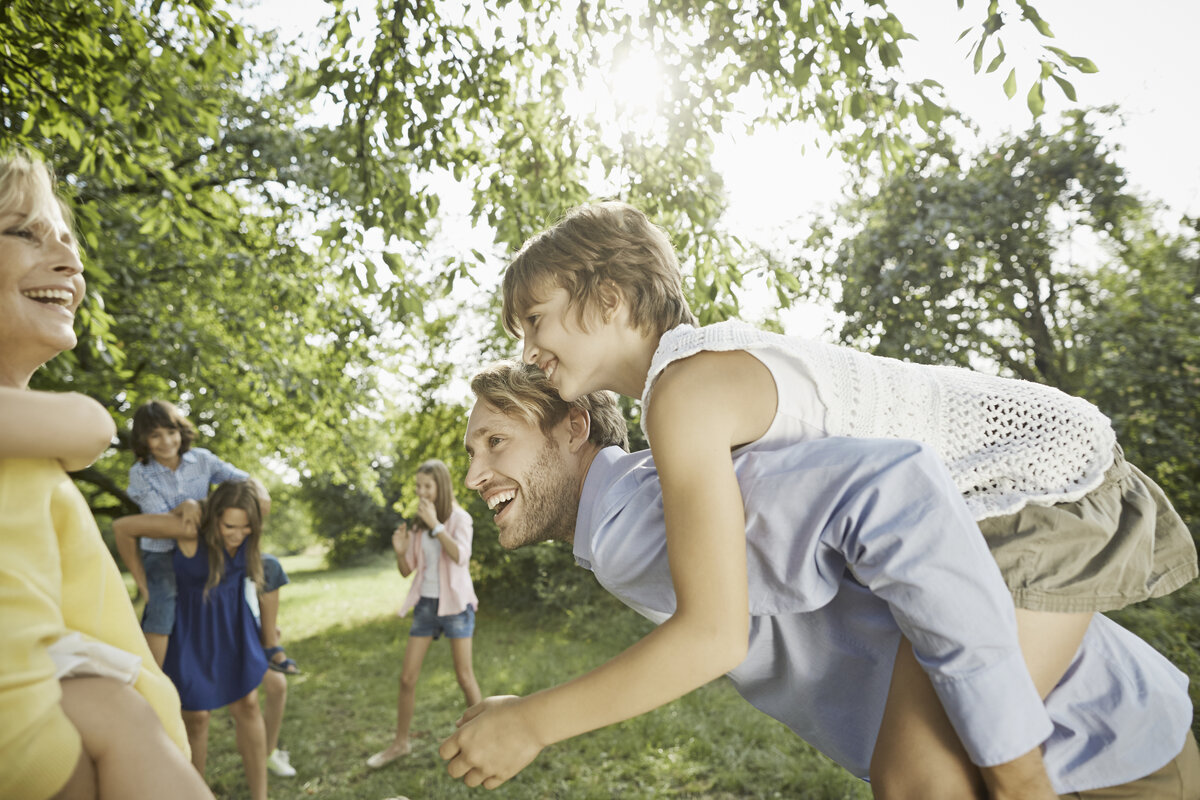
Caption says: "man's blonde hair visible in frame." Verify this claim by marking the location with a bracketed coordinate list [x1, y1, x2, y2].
[470, 360, 629, 451]
[0, 150, 75, 236]
[502, 202, 697, 339]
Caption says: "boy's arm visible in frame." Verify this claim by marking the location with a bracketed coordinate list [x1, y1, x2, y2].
[111, 511, 195, 543]
[0, 387, 115, 472]
[440, 351, 776, 789]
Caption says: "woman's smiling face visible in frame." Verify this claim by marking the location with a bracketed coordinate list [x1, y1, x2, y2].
[0, 189, 84, 387]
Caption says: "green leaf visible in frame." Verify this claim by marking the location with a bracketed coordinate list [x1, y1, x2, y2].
[1051, 74, 1077, 101]
[986, 50, 1006, 74]
[1026, 80, 1045, 116]
[1003, 68, 1018, 99]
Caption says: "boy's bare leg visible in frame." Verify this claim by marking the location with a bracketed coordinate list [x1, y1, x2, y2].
[228, 689, 268, 800]
[1013, 610, 1093, 697]
[55, 677, 213, 800]
[871, 638, 988, 800]
[144, 633, 168, 668]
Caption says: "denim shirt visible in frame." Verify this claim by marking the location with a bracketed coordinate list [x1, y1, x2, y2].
[127, 447, 248, 552]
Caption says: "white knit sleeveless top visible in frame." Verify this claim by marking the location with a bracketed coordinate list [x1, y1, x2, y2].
[641, 322, 1116, 519]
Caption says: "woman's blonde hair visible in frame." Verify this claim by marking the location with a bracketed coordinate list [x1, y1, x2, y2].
[0, 149, 75, 237]
[201, 481, 264, 599]
[502, 202, 697, 339]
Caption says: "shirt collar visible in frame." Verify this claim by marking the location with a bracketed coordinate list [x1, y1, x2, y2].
[573, 446, 643, 571]
[147, 448, 198, 473]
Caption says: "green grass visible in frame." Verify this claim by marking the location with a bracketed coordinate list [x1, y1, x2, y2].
[198, 552, 872, 799]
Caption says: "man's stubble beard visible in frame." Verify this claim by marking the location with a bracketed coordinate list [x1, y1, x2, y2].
[499, 437, 580, 550]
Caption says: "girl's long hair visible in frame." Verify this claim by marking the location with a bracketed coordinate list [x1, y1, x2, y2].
[201, 481, 264, 599]
[416, 459, 455, 530]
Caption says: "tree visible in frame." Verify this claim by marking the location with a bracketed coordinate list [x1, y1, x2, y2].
[791, 110, 1199, 530]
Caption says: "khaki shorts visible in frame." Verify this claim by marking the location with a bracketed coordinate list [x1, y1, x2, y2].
[977, 446, 1198, 613]
[1059, 730, 1200, 799]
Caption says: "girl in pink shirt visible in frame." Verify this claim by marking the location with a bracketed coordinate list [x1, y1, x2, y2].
[366, 459, 481, 769]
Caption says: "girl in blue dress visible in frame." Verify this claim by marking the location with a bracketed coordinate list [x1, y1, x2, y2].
[114, 480, 270, 800]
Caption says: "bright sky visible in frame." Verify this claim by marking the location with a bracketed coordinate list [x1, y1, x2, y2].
[716, 0, 1200, 242]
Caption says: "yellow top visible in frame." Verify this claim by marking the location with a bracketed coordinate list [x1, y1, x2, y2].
[0, 458, 189, 799]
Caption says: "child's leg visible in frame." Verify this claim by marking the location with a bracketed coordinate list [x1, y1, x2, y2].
[872, 613, 1094, 799]
[870, 639, 987, 800]
[1013, 609, 1093, 697]
[227, 689, 268, 800]
[140, 552, 176, 668]
[449, 636, 482, 707]
[181, 710, 210, 773]
[55, 677, 213, 800]
[368, 635, 433, 766]
[261, 669, 287, 755]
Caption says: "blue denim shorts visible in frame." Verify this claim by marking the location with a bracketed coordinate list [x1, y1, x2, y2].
[409, 596, 475, 640]
[141, 550, 177, 635]
[261, 553, 289, 594]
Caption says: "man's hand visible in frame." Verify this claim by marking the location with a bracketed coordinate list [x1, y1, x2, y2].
[439, 696, 543, 789]
[980, 747, 1057, 799]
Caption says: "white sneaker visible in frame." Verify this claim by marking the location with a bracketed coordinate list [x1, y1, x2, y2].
[267, 748, 296, 777]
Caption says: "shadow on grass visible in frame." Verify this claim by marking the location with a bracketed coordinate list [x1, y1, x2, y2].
[201, 593, 871, 800]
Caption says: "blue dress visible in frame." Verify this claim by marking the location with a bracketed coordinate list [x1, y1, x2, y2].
[163, 538, 268, 711]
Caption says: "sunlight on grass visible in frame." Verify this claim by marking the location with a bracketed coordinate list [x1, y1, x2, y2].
[196, 557, 872, 800]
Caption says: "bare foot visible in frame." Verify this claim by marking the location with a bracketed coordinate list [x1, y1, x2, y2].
[366, 741, 411, 769]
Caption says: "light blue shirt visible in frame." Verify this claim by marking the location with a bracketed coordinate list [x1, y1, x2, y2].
[573, 439, 1192, 793]
[126, 447, 248, 553]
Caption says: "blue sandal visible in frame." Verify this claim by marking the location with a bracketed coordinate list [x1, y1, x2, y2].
[265, 646, 300, 674]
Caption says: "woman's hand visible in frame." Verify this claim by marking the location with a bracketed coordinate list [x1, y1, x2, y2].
[439, 696, 543, 789]
[391, 522, 413, 553]
[416, 497, 438, 530]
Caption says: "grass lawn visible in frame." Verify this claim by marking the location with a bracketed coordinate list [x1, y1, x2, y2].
[198, 552, 872, 799]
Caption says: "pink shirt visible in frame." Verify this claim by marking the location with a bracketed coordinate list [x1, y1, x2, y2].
[398, 506, 478, 618]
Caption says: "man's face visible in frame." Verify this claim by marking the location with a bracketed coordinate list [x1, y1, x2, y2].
[464, 399, 581, 549]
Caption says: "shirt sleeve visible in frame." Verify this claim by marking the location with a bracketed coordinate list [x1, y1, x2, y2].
[827, 442, 1053, 767]
[445, 508, 473, 566]
[202, 450, 249, 486]
[126, 463, 171, 514]
[0, 463, 83, 800]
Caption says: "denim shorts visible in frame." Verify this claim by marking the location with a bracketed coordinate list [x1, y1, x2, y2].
[261, 553, 289, 594]
[409, 596, 475, 640]
[141, 550, 177, 635]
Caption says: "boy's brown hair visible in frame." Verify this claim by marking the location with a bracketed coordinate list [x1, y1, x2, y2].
[131, 400, 196, 464]
[470, 360, 629, 451]
[502, 202, 697, 339]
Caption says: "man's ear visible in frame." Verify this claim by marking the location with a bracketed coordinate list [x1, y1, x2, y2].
[565, 406, 592, 452]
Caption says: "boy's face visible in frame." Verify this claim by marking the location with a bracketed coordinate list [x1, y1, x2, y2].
[463, 399, 581, 549]
[0, 200, 85, 384]
[147, 426, 183, 465]
[217, 507, 253, 555]
[519, 285, 625, 402]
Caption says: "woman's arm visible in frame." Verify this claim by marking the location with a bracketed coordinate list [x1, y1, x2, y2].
[392, 524, 416, 578]
[0, 387, 115, 471]
[434, 507, 471, 564]
[440, 351, 777, 788]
